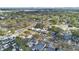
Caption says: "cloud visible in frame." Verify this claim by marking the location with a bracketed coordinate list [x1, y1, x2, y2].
[0, 0, 79, 7]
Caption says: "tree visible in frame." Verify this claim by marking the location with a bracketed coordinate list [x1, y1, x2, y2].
[35, 23, 44, 29]
[15, 37, 32, 51]
[50, 26, 63, 33]
[71, 29, 79, 37]
[0, 30, 5, 36]
[50, 16, 58, 25]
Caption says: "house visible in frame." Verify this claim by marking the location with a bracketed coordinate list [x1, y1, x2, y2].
[27, 38, 38, 48]
[32, 42, 46, 51]
[51, 32, 57, 40]
[63, 32, 72, 40]
[0, 16, 5, 20]
[3, 44, 9, 49]
[0, 45, 4, 51]
[43, 42, 55, 51]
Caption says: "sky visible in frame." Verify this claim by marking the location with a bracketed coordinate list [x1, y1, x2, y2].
[0, 0, 79, 7]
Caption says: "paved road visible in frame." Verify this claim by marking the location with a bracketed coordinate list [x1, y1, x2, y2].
[52, 24, 79, 31]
